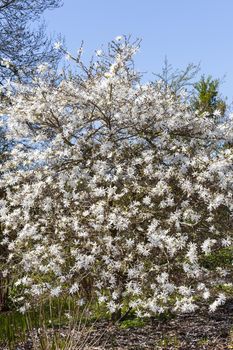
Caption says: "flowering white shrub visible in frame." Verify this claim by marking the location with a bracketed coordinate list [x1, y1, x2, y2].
[0, 37, 232, 317]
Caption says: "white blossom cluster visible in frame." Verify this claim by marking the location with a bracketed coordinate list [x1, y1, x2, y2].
[0, 38, 232, 316]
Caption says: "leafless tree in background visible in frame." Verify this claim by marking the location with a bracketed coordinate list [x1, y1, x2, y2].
[0, 0, 63, 85]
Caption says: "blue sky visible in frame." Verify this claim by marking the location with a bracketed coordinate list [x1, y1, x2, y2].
[44, 0, 233, 102]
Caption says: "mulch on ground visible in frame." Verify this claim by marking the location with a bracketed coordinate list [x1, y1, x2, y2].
[84, 305, 233, 349]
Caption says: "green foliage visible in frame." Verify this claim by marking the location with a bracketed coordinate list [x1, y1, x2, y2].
[216, 284, 233, 296]
[152, 310, 176, 323]
[119, 317, 145, 329]
[192, 75, 226, 116]
[156, 334, 180, 348]
[200, 247, 233, 270]
[0, 311, 28, 349]
[197, 337, 210, 346]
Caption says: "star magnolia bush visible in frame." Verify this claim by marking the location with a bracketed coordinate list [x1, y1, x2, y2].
[0, 38, 232, 316]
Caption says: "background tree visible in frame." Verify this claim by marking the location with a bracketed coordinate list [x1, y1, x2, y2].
[154, 57, 200, 96]
[0, 0, 63, 311]
[0, 0, 63, 86]
[155, 60, 227, 120]
[192, 75, 227, 117]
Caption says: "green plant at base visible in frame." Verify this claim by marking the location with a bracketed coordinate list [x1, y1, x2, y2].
[200, 247, 233, 270]
[156, 334, 180, 348]
[119, 317, 145, 329]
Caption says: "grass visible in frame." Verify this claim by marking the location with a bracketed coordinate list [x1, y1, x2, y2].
[200, 247, 233, 270]
[119, 317, 145, 329]
[0, 310, 28, 348]
[156, 335, 180, 348]
[197, 337, 210, 346]
[0, 297, 92, 349]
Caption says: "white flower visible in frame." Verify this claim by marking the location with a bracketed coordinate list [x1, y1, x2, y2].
[98, 295, 107, 303]
[201, 239, 216, 255]
[50, 286, 61, 297]
[186, 243, 198, 263]
[77, 298, 85, 306]
[203, 290, 210, 300]
[209, 294, 226, 312]
[1, 59, 11, 68]
[222, 237, 231, 247]
[174, 297, 198, 313]
[96, 49, 103, 57]
[69, 283, 79, 295]
[2, 270, 8, 278]
[142, 196, 151, 205]
[93, 187, 106, 197]
[54, 41, 62, 50]
[107, 300, 117, 313]
[213, 109, 222, 117]
[37, 63, 49, 73]
[126, 238, 134, 248]
[65, 313, 72, 320]
[115, 35, 123, 41]
[65, 53, 72, 61]
[19, 303, 30, 314]
[178, 286, 192, 296]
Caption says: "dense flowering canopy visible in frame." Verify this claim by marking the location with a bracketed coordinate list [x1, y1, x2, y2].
[0, 38, 232, 316]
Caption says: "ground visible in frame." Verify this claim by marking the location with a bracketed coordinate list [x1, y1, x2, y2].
[82, 305, 233, 349]
[6, 302, 232, 350]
